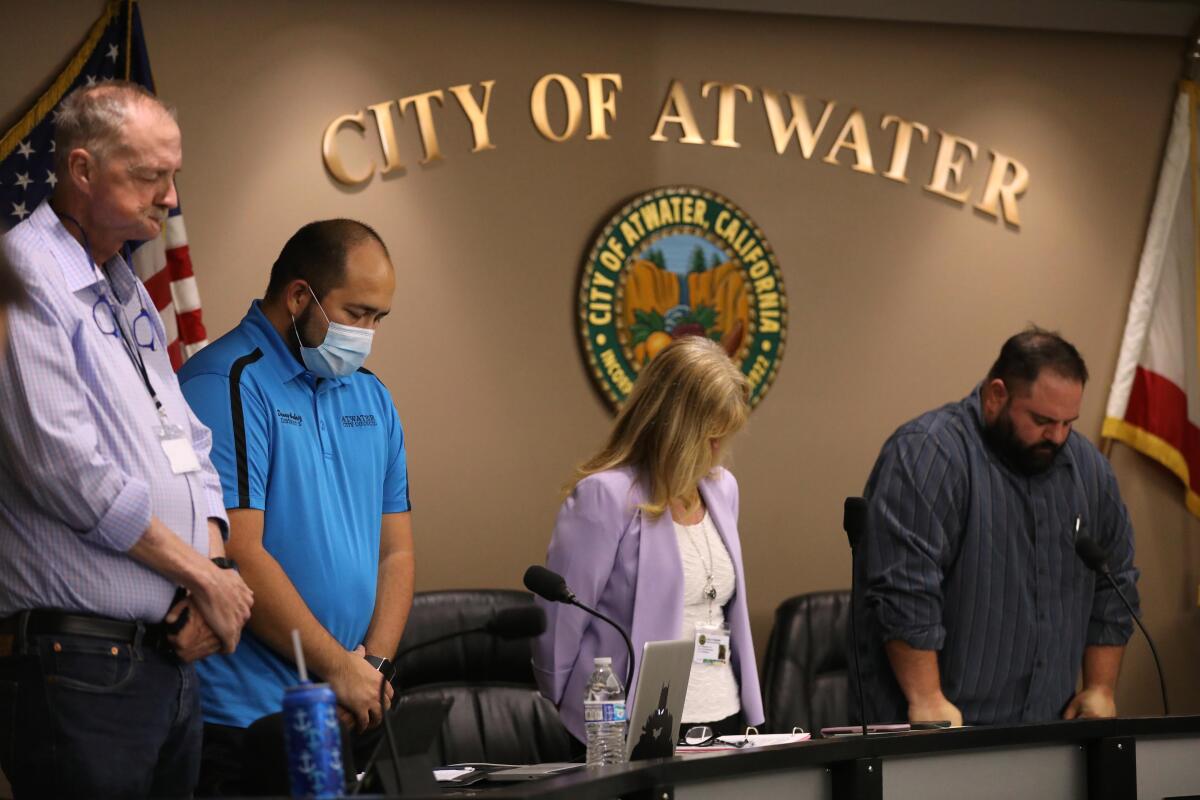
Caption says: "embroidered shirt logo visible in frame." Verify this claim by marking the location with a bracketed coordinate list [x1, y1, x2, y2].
[341, 414, 377, 428]
[276, 409, 303, 427]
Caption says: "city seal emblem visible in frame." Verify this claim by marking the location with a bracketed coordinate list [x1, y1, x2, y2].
[579, 186, 787, 410]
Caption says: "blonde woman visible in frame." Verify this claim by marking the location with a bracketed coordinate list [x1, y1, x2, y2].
[532, 336, 764, 743]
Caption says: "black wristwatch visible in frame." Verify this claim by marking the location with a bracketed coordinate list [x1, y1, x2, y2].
[364, 654, 396, 682]
[211, 557, 237, 570]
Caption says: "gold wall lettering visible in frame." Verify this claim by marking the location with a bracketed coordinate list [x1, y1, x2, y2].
[925, 131, 978, 203]
[880, 115, 929, 183]
[975, 151, 1030, 226]
[582, 73, 622, 141]
[367, 101, 404, 175]
[822, 109, 876, 174]
[649, 80, 705, 145]
[398, 90, 446, 164]
[321, 73, 1030, 227]
[448, 81, 497, 153]
[321, 111, 373, 186]
[530, 74, 583, 142]
[760, 89, 835, 158]
[700, 81, 753, 148]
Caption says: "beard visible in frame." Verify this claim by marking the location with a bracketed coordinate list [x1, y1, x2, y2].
[981, 407, 1062, 476]
[293, 304, 323, 350]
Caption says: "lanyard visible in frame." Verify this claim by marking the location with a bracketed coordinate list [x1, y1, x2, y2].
[105, 262, 164, 415]
[60, 213, 164, 415]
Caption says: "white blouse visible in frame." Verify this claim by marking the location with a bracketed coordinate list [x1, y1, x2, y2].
[674, 512, 741, 723]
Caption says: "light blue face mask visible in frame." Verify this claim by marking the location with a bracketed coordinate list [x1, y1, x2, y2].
[292, 286, 374, 378]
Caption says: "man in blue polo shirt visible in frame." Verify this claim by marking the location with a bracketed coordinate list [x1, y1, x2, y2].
[179, 219, 414, 795]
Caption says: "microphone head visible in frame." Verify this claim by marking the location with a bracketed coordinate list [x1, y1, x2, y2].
[486, 605, 547, 639]
[843, 497, 867, 549]
[1074, 538, 1111, 574]
[523, 565, 572, 603]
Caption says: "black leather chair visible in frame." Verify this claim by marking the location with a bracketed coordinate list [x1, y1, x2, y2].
[760, 590, 851, 734]
[391, 589, 577, 765]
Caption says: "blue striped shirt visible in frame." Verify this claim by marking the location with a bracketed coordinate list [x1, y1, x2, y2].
[853, 387, 1138, 725]
[0, 201, 225, 622]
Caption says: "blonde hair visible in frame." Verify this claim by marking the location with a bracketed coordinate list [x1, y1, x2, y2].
[572, 336, 750, 516]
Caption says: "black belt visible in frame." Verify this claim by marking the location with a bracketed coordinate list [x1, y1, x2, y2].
[0, 610, 171, 650]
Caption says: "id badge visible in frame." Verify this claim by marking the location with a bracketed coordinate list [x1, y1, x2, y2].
[157, 420, 201, 475]
[692, 624, 731, 666]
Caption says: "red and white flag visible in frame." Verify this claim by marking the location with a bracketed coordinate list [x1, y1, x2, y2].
[1104, 80, 1200, 515]
[130, 208, 208, 368]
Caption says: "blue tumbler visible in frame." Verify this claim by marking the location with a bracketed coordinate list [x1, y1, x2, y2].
[282, 682, 344, 798]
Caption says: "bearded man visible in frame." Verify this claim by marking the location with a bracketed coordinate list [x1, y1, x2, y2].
[852, 328, 1139, 727]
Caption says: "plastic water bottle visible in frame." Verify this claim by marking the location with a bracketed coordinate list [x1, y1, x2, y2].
[584, 656, 627, 767]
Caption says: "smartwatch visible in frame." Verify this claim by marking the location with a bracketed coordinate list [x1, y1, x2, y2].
[364, 654, 396, 682]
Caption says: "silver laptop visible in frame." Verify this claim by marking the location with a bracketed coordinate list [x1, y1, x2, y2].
[625, 638, 694, 761]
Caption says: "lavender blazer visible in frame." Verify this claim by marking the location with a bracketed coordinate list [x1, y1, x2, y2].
[532, 465, 764, 741]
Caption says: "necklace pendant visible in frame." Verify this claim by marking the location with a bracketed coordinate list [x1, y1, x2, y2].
[704, 586, 717, 601]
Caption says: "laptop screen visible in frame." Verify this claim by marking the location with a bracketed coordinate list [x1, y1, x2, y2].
[624, 639, 694, 761]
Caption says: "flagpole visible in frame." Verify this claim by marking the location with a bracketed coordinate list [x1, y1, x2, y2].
[125, 0, 134, 81]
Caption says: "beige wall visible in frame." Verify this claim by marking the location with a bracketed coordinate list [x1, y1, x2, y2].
[4, 0, 1197, 719]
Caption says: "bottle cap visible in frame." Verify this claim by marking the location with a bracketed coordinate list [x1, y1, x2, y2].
[594, 656, 612, 666]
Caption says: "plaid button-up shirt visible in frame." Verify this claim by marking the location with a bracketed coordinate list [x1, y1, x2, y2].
[0, 200, 225, 622]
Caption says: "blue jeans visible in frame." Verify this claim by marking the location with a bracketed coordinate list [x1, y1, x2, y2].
[0, 630, 202, 798]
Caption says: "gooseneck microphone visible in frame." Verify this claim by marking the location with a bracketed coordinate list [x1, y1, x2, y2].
[524, 565, 636, 690]
[1074, 538, 1169, 716]
[523, 565, 577, 604]
[843, 497, 870, 737]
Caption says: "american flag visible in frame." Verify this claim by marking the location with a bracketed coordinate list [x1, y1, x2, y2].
[0, 0, 207, 369]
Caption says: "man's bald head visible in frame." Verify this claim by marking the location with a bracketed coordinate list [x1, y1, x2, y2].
[53, 80, 176, 174]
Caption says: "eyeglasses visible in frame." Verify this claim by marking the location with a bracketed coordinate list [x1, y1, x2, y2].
[681, 725, 806, 748]
[132, 308, 157, 351]
[92, 295, 157, 351]
[682, 725, 716, 747]
[92, 297, 120, 339]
